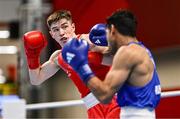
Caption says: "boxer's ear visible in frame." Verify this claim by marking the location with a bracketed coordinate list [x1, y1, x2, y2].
[111, 25, 116, 35]
[71, 23, 75, 32]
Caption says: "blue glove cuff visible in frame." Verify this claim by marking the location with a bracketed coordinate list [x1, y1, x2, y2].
[77, 64, 94, 84]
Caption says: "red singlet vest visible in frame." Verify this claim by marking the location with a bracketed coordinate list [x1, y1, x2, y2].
[58, 51, 110, 98]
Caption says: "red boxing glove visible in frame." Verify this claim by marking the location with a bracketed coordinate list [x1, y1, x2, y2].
[23, 30, 47, 69]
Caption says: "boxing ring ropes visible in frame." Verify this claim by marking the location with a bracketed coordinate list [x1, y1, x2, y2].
[26, 90, 180, 110]
[0, 90, 180, 118]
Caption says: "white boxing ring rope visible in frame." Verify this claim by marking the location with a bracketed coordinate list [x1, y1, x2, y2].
[25, 90, 180, 110]
[1, 90, 180, 118]
[161, 90, 180, 98]
[26, 100, 84, 110]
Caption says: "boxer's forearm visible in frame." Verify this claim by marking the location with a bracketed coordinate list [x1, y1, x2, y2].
[87, 76, 114, 104]
[28, 60, 59, 85]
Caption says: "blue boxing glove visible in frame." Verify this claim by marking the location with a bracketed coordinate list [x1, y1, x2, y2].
[62, 38, 94, 84]
[89, 23, 108, 46]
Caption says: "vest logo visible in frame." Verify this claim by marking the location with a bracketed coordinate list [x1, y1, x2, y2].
[95, 39, 101, 44]
[155, 85, 161, 95]
[66, 52, 75, 63]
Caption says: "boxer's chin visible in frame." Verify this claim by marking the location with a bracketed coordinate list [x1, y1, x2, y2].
[62, 40, 67, 44]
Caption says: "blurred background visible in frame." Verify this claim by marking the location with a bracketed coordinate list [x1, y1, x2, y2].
[0, 0, 180, 118]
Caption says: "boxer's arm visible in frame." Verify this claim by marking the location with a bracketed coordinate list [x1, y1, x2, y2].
[61, 38, 131, 103]
[29, 50, 60, 85]
[87, 47, 135, 103]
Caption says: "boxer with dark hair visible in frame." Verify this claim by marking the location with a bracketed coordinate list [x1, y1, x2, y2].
[62, 9, 161, 119]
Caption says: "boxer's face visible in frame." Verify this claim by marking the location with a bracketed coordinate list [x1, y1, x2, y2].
[49, 18, 75, 47]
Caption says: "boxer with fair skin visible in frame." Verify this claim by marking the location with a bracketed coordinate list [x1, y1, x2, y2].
[23, 10, 120, 118]
[62, 9, 161, 119]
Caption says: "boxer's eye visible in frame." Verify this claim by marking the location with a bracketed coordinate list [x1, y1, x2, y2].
[61, 25, 68, 30]
[53, 29, 59, 32]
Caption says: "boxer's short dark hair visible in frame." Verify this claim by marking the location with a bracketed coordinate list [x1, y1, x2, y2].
[106, 9, 137, 37]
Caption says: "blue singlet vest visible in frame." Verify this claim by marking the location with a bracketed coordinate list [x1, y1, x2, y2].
[117, 42, 161, 109]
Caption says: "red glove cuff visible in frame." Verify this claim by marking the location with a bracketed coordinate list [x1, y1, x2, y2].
[27, 57, 40, 69]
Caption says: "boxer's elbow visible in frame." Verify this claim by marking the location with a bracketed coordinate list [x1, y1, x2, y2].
[98, 98, 111, 104]
[96, 88, 113, 104]
[98, 95, 112, 104]
[29, 73, 46, 85]
[90, 81, 113, 104]
[30, 78, 43, 85]
[30, 79, 41, 85]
